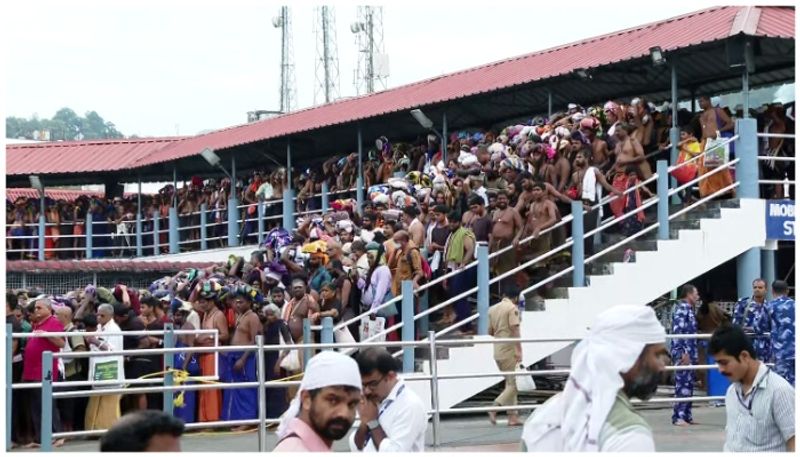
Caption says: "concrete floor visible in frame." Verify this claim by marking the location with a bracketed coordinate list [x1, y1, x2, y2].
[16, 404, 727, 452]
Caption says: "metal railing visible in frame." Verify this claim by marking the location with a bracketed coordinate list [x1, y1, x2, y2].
[7, 327, 762, 451]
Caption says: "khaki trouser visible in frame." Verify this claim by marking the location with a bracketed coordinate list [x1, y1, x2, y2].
[493, 357, 518, 409]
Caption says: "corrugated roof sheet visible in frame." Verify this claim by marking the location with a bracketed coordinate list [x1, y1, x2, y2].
[6, 137, 184, 176]
[7, 260, 216, 273]
[5, 6, 794, 177]
[6, 188, 103, 201]
[132, 6, 794, 168]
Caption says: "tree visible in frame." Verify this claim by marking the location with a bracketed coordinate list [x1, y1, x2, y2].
[5, 108, 125, 140]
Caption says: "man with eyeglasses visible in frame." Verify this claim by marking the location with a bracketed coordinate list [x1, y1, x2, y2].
[349, 348, 427, 452]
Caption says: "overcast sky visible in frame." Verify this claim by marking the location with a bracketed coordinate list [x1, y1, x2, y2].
[3, 0, 786, 138]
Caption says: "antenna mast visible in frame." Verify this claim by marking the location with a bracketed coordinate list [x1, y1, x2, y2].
[351, 6, 388, 95]
[314, 6, 341, 105]
[273, 6, 297, 113]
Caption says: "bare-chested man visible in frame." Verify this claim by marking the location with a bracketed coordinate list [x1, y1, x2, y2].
[580, 118, 611, 172]
[551, 144, 572, 193]
[222, 287, 263, 425]
[520, 182, 558, 266]
[698, 95, 734, 148]
[761, 104, 791, 198]
[489, 191, 523, 280]
[608, 123, 651, 219]
[571, 150, 622, 256]
[283, 279, 319, 352]
[196, 289, 229, 423]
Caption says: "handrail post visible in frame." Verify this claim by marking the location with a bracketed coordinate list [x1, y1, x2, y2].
[356, 126, 364, 216]
[38, 210, 45, 261]
[227, 197, 239, 247]
[200, 203, 208, 251]
[135, 210, 143, 257]
[302, 319, 312, 369]
[321, 317, 334, 351]
[256, 335, 267, 452]
[162, 323, 174, 415]
[40, 351, 53, 452]
[85, 214, 93, 259]
[428, 331, 441, 448]
[321, 181, 330, 213]
[152, 209, 160, 255]
[657, 160, 669, 240]
[570, 201, 585, 287]
[6, 323, 13, 451]
[257, 198, 265, 245]
[283, 140, 296, 231]
[477, 244, 490, 335]
[168, 206, 179, 254]
[402, 280, 414, 373]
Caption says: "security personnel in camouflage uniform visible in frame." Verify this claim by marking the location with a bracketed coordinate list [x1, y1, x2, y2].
[732, 278, 772, 363]
[768, 280, 795, 386]
[670, 284, 699, 425]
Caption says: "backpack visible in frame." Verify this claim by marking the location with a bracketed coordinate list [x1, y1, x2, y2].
[406, 248, 432, 284]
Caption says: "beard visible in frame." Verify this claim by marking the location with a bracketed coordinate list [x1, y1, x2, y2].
[310, 404, 353, 441]
[623, 367, 661, 401]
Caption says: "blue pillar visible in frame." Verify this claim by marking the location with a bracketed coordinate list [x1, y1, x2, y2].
[762, 248, 776, 301]
[200, 203, 208, 251]
[735, 117, 759, 299]
[136, 178, 143, 257]
[571, 201, 585, 287]
[85, 214, 93, 259]
[38, 213, 45, 261]
[477, 244, 490, 335]
[670, 62, 681, 204]
[40, 351, 53, 452]
[442, 112, 448, 164]
[302, 318, 312, 370]
[168, 207, 179, 254]
[152, 209, 160, 255]
[227, 197, 239, 247]
[162, 323, 174, 415]
[402, 280, 414, 373]
[657, 160, 670, 240]
[737, 249, 761, 299]
[736, 118, 758, 199]
[321, 181, 330, 213]
[283, 141, 296, 231]
[257, 199, 265, 245]
[547, 91, 553, 118]
[321, 317, 333, 351]
[356, 127, 364, 216]
[6, 323, 12, 451]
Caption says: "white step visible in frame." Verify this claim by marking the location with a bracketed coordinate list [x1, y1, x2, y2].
[406, 199, 767, 412]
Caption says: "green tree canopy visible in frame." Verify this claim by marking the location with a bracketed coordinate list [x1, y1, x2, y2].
[6, 108, 124, 141]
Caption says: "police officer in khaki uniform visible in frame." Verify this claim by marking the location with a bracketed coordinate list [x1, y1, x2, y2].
[488, 285, 523, 426]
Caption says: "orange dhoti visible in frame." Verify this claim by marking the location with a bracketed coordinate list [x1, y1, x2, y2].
[198, 353, 222, 422]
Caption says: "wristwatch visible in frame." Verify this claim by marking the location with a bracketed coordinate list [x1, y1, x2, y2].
[367, 420, 381, 431]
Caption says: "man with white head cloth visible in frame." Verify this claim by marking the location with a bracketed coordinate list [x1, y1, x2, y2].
[275, 351, 363, 452]
[521, 305, 668, 452]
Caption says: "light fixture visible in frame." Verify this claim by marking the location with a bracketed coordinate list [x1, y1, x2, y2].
[649, 46, 666, 66]
[410, 109, 434, 130]
[29, 175, 43, 192]
[200, 148, 220, 167]
[575, 68, 591, 80]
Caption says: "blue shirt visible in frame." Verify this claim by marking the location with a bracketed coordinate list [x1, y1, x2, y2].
[670, 301, 698, 362]
[768, 295, 795, 361]
[733, 296, 772, 362]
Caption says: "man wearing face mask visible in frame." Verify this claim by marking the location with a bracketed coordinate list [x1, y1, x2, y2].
[522, 305, 668, 452]
[670, 284, 700, 426]
[732, 278, 772, 363]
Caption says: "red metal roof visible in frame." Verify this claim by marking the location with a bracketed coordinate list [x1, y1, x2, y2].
[132, 6, 794, 169]
[6, 137, 184, 176]
[5, 188, 148, 201]
[7, 260, 216, 273]
[5, 6, 793, 177]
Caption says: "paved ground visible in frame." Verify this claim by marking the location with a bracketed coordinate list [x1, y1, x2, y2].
[17, 404, 726, 452]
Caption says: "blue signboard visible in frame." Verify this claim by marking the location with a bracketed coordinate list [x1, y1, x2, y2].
[765, 199, 795, 240]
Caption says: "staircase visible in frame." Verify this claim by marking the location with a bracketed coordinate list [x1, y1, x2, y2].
[403, 198, 767, 412]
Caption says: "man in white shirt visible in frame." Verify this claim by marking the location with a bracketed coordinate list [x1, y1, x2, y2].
[84, 303, 125, 431]
[709, 325, 795, 452]
[349, 348, 427, 452]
